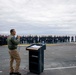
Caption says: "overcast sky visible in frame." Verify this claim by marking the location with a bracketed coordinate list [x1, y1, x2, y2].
[0, 0, 76, 35]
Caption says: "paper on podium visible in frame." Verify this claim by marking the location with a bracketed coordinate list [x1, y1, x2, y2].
[26, 45, 41, 50]
[31, 45, 41, 48]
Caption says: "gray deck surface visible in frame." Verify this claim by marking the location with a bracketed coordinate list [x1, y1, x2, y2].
[0, 43, 76, 75]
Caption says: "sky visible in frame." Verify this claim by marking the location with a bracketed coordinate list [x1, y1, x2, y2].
[0, 0, 76, 36]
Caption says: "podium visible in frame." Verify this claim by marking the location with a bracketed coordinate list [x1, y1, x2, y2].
[26, 44, 46, 74]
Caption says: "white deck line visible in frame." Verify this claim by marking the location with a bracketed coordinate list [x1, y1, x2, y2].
[44, 66, 76, 70]
[0, 71, 2, 73]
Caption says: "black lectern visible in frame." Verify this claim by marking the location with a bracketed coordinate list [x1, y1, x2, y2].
[26, 44, 46, 74]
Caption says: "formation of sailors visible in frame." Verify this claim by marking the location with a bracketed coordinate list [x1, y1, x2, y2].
[20, 35, 70, 44]
[0, 35, 76, 46]
[0, 35, 7, 45]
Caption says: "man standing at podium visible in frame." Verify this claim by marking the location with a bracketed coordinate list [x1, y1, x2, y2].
[7, 29, 21, 75]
